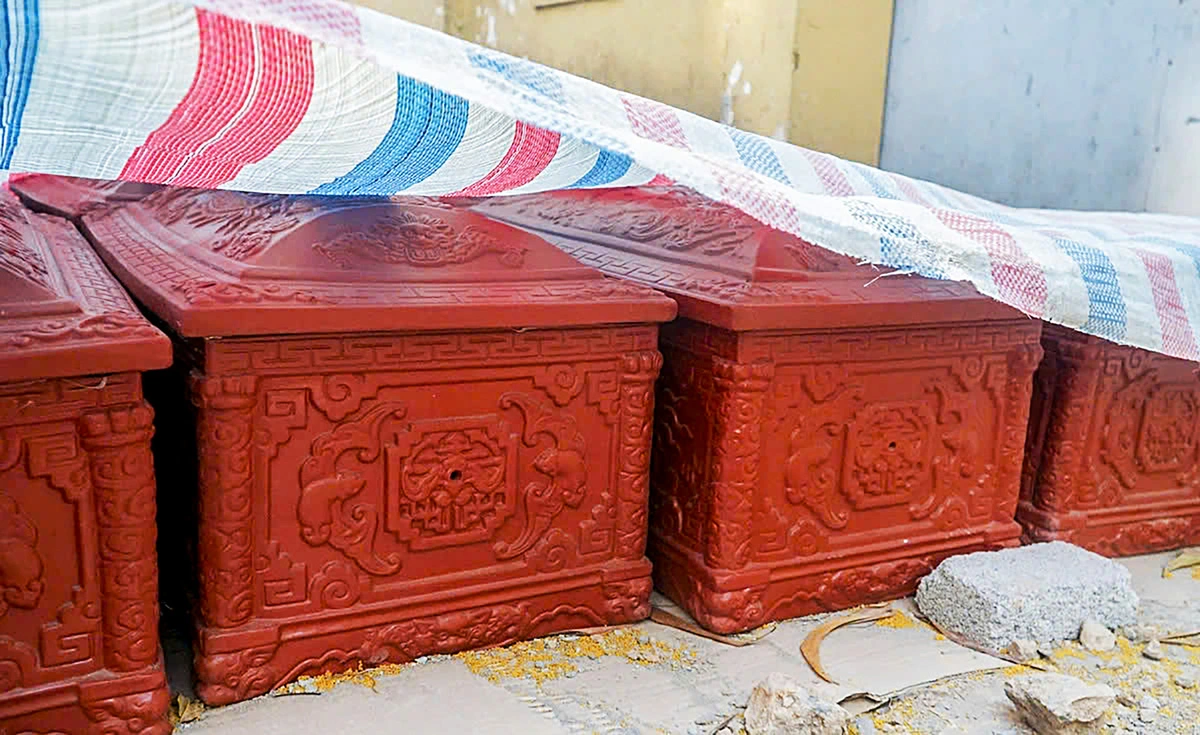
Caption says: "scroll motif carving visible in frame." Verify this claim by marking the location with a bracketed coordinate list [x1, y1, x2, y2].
[38, 586, 101, 668]
[995, 343, 1042, 521]
[174, 280, 329, 306]
[0, 494, 44, 616]
[79, 405, 160, 672]
[494, 392, 588, 560]
[194, 375, 258, 628]
[80, 685, 171, 735]
[1033, 340, 1103, 511]
[4, 313, 162, 349]
[194, 643, 281, 706]
[142, 187, 315, 261]
[312, 211, 526, 268]
[0, 635, 38, 694]
[25, 430, 89, 502]
[297, 402, 406, 575]
[385, 416, 517, 551]
[614, 351, 662, 560]
[601, 577, 652, 620]
[705, 358, 773, 570]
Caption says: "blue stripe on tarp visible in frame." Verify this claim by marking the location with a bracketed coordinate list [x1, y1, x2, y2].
[726, 128, 790, 185]
[469, 50, 565, 106]
[310, 75, 468, 195]
[566, 149, 633, 188]
[1054, 237, 1127, 341]
[854, 164, 900, 200]
[846, 200, 947, 278]
[1, 0, 39, 168]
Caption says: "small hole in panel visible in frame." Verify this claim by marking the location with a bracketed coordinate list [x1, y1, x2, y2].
[449, 470, 463, 481]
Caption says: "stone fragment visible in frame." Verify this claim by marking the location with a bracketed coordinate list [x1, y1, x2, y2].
[1142, 639, 1164, 661]
[916, 543, 1138, 651]
[744, 673, 850, 735]
[1118, 624, 1160, 643]
[1078, 621, 1115, 652]
[1175, 671, 1197, 689]
[1004, 673, 1114, 734]
[1007, 639, 1041, 662]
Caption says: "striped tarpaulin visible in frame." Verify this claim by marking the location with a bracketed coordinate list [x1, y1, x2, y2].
[3, 0, 1200, 359]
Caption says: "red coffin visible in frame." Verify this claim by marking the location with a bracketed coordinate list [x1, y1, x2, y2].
[1020, 324, 1200, 554]
[0, 187, 172, 733]
[15, 177, 676, 705]
[474, 187, 1044, 634]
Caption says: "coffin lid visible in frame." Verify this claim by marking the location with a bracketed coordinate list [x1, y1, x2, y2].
[10, 173, 162, 219]
[75, 183, 676, 338]
[0, 187, 171, 382]
[471, 187, 1020, 331]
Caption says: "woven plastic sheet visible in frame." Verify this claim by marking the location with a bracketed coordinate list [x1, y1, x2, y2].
[4, 0, 1200, 359]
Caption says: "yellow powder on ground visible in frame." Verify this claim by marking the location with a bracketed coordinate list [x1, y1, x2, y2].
[457, 628, 697, 686]
[874, 610, 920, 629]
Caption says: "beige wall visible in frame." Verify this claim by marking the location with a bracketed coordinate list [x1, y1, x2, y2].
[354, 0, 894, 164]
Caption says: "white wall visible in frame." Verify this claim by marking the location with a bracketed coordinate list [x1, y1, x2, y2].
[881, 0, 1200, 215]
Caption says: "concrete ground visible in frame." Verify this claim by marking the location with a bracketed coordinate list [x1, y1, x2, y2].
[169, 552, 1200, 734]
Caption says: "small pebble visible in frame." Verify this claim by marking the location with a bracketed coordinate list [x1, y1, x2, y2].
[1175, 672, 1197, 689]
[1117, 694, 1137, 708]
[1079, 620, 1116, 652]
[637, 634, 650, 644]
[1142, 639, 1164, 661]
[1138, 707, 1158, 723]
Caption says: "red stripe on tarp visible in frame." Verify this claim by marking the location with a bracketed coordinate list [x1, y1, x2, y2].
[120, 10, 314, 188]
[1138, 249, 1200, 359]
[451, 121, 560, 196]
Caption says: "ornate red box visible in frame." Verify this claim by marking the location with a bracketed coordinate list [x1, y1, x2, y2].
[473, 187, 1044, 633]
[63, 182, 675, 705]
[0, 188, 172, 733]
[1019, 324, 1200, 555]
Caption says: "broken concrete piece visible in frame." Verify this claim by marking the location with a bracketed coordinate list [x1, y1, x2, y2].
[915, 542, 1138, 651]
[1004, 674, 1115, 734]
[1079, 621, 1116, 652]
[1142, 639, 1164, 661]
[744, 673, 849, 735]
[1007, 639, 1041, 662]
[1175, 671, 1197, 689]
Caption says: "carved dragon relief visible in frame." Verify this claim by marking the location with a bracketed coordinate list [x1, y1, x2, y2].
[141, 187, 316, 262]
[482, 188, 755, 260]
[312, 210, 527, 269]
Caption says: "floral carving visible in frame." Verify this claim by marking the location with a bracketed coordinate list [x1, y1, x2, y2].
[385, 418, 516, 550]
[494, 393, 588, 560]
[143, 187, 315, 261]
[524, 528, 577, 573]
[843, 403, 935, 510]
[0, 494, 44, 615]
[532, 364, 585, 406]
[1136, 386, 1199, 473]
[298, 402, 406, 575]
[312, 210, 526, 268]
